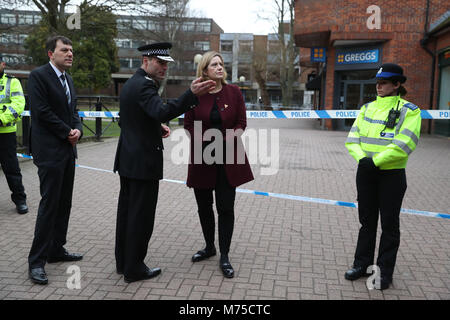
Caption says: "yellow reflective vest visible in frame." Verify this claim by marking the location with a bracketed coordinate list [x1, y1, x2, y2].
[345, 95, 421, 170]
[0, 72, 25, 133]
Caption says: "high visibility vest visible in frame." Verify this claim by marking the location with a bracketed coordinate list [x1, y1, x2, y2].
[345, 95, 421, 170]
[0, 72, 25, 133]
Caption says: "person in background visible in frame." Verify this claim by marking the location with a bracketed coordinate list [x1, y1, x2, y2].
[0, 53, 28, 215]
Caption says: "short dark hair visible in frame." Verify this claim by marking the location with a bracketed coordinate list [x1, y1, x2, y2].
[46, 35, 72, 52]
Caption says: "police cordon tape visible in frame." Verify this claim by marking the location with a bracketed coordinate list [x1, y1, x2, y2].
[20, 110, 450, 119]
[16, 153, 450, 220]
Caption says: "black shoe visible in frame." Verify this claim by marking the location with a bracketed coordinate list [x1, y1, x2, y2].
[47, 250, 83, 263]
[378, 276, 392, 290]
[220, 255, 234, 278]
[29, 267, 48, 285]
[192, 248, 217, 262]
[16, 202, 28, 214]
[124, 267, 161, 283]
[344, 266, 372, 280]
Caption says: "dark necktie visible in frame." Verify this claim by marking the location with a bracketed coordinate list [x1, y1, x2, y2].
[60, 74, 71, 104]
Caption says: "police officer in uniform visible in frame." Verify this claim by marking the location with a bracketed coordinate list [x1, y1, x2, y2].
[113, 42, 215, 283]
[344, 63, 422, 290]
[0, 54, 28, 214]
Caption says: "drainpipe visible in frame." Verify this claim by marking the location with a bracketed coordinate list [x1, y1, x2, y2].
[420, 0, 435, 134]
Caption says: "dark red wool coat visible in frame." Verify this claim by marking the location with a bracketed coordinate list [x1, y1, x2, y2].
[184, 84, 254, 188]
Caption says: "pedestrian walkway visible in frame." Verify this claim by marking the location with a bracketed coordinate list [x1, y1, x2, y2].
[0, 119, 449, 300]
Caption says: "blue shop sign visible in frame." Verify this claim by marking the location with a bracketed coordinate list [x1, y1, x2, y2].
[311, 47, 326, 62]
[336, 49, 379, 65]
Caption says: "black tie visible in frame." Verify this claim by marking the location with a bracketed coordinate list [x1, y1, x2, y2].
[60, 74, 71, 104]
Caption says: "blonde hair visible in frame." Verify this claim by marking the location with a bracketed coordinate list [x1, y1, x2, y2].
[196, 51, 228, 85]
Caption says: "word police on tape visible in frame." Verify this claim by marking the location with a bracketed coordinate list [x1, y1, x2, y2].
[20, 110, 450, 120]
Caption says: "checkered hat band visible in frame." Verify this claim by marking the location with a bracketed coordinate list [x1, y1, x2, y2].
[144, 49, 169, 56]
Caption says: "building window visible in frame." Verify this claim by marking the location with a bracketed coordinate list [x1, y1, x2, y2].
[133, 19, 147, 30]
[34, 15, 41, 24]
[196, 21, 211, 32]
[194, 41, 210, 51]
[119, 58, 131, 69]
[224, 62, 232, 80]
[132, 59, 141, 69]
[239, 40, 252, 53]
[182, 21, 196, 32]
[148, 21, 161, 31]
[18, 14, 34, 25]
[18, 34, 28, 44]
[131, 40, 146, 49]
[115, 39, 131, 48]
[117, 18, 131, 30]
[221, 40, 233, 52]
[1, 53, 27, 65]
[1, 13, 17, 25]
[1, 33, 17, 44]
[183, 60, 194, 71]
[238, 64, 251, 81]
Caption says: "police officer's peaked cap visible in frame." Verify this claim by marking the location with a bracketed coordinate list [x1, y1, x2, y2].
[375, 63, 407, 83]
[138, 42, 174, 62]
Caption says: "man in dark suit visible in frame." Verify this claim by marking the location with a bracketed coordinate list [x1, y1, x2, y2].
[27, 36, 83, 285]
[113, 42, 215, 283]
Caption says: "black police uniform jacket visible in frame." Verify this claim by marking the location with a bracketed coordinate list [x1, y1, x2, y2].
[114, 68, 198, 180]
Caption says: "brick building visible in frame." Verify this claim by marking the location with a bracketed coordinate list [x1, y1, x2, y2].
[294, 0, 449, 135]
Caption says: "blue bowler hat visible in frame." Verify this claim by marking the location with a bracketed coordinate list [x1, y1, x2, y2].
[375, 63, 407, 83]
[138, 42, 174, 62]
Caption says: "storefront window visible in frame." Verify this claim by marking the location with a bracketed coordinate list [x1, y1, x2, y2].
[435, 50, 450, 136]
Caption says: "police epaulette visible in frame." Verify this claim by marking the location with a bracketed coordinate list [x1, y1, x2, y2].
[5, 75, 14, 79]
[403, 102, 419, 111]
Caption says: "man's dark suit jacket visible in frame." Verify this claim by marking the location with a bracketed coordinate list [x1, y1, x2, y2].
[27, 63, 82, 165]
[114, 68, 198, 180]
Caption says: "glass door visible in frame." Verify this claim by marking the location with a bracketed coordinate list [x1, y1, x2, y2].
[340, 80, 376, 128]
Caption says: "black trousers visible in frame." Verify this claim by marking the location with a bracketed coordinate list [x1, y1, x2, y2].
[193, 165, 236, 255]
[0, 132, 26, 205]
[28, 156, 76, 268]
[115, 176, 159, 278]
[353, 166, 407, 280]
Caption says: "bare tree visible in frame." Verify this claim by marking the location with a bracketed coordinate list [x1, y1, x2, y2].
[121, 0, 192, 96]
[253, 41, 271, 108]
[257, 0, 298, 107]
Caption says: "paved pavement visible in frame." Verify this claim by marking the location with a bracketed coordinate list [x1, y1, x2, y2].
[0, 119, 449, 300]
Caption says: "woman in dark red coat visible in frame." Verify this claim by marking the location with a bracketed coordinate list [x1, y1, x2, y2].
[184, 51, 254, 278]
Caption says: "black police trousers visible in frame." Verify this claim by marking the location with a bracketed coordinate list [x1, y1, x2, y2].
[0, 132, 26, 205]
[115, 176, 159, 278]
[353, 165, 407, 281]
[193, 165, 236, 255]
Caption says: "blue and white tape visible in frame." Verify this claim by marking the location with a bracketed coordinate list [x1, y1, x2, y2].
[16, 153, 450, 220]
[20, 110, 450, 119]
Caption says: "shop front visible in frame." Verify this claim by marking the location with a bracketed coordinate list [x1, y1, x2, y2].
[332, 46, 382, 130]
[434, 49, 450, 136]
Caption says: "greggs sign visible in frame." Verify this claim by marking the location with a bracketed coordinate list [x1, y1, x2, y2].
[336, 49, 379, 65]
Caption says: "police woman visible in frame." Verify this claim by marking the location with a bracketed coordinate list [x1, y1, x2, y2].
[344, 63, 422, 290]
